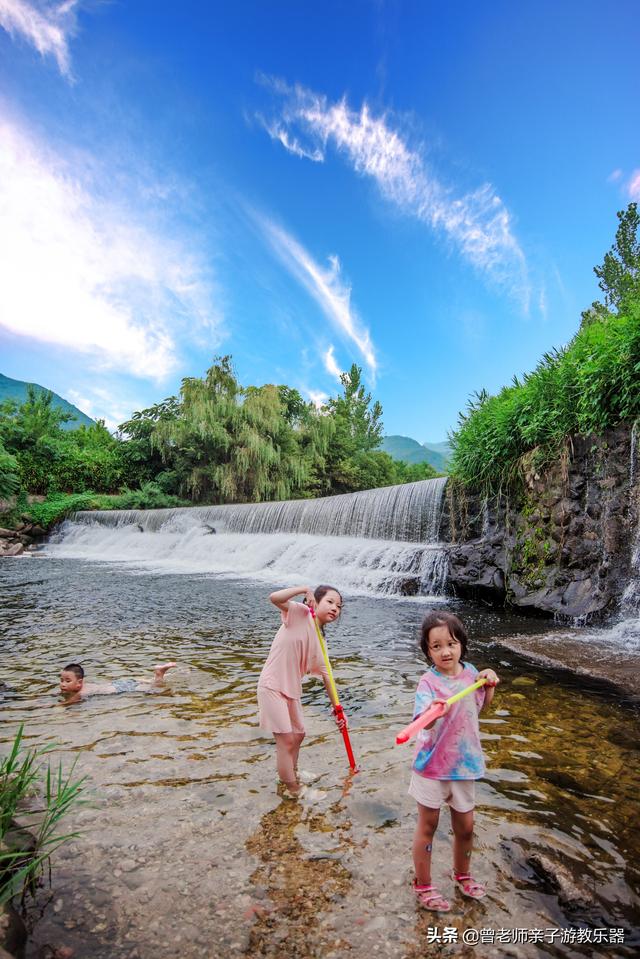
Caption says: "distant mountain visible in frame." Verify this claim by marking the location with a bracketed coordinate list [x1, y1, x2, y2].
[379, 435, 451, 472]
[0, 373, 95, 431]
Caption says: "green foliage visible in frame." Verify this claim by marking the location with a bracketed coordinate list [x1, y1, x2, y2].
[1, 725, 86, 905]
[0, 389, 131, 495]
[0, 439, 20, 499]
[2, 357, 439, 508]
[24, 486, 188, 529]
[117, 396, 181, 488]
[391, 459, 440, 483]
[151, 356, 311, 503]
[316, 364, 386, 495]
[450, 300, 640, 491]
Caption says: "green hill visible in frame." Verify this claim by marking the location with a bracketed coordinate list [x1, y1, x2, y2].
[379, 435, 451, 471]
[0, 373, 95, 431]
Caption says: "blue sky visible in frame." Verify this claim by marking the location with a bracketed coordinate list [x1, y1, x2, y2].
[0, 1, 638, 442]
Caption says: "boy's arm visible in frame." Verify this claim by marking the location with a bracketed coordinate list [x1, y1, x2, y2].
[269, 585, 315, 612]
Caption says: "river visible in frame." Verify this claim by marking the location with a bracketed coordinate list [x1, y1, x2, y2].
[1, 539, 639, 959]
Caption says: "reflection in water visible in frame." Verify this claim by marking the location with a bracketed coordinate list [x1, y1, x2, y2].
[0, 558, 638, 958]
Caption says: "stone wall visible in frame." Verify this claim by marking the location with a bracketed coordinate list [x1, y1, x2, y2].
[443, 423, 639, 620]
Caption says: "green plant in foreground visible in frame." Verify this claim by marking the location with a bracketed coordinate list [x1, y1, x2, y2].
[0, 726, 86, 905]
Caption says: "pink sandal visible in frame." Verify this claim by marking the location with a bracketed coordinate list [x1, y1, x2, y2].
[452, 872, 486, 899]
[413, 880, 451, 912]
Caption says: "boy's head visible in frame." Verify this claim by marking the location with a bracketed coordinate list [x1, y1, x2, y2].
[60, 663, 84, 698]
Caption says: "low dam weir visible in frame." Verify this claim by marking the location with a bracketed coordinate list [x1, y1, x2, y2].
[51, 478, 449, 598]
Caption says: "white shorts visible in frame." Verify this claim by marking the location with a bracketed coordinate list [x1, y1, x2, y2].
[408, 772, 476, 813]
[257, 686, 305, 734]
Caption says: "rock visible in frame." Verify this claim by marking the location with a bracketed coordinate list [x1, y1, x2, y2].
[0, 903, 27, 957]
[527, 852, 593, 907]
[3, 543, 24, 557]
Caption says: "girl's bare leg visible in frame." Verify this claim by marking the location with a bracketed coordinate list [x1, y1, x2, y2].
[291, 732, 305, 773]
[451, 808, 475, 874]
[413, 802, 440, 885]
[274, 733, 302, 792]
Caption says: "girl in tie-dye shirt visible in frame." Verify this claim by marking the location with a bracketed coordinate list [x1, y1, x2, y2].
[408, 611, 499, 914]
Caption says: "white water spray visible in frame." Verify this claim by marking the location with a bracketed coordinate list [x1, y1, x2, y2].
[46, 479, 449, 599]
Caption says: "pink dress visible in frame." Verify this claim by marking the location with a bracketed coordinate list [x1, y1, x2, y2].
[257, 602, 329, 733]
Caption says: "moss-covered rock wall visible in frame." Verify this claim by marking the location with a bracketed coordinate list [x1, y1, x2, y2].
[443, 423, 639, 620]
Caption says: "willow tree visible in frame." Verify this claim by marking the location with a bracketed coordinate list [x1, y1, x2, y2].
[151, 357, 311, 503]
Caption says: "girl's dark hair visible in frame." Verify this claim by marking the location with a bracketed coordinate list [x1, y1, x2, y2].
[420, 612, 468, 665]
[314, 584, 343, 604]
[63, 663, 85, 679]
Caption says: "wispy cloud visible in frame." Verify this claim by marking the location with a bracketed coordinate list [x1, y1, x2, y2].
[323, 344, 343, 381]
[254, 213, 378, 379]
[0, 0, 79, 78]
[628, 169, 640, 201]
[256, 114, 324, 162]
[259, 78, 530, 310]
[0, 113, 223, 380]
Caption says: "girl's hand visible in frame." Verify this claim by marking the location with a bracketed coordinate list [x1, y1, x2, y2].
[433, 698, 450, 714]
[303, 588, 316, 611]
[333, 705, 348, 730]
[479, 669, 499, 687]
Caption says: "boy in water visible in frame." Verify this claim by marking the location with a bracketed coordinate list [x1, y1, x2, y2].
[59, 662, 176, 705]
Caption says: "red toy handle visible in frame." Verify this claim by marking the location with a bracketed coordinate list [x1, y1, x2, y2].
[395, 701, 446, 744]
[333, 704, 357, 770]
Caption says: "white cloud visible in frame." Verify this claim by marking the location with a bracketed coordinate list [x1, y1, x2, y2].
[0, 0, 78, 77]
[628, 169, 640, 201]
[607, 169, 623, 183]
[255, 213, 378, 379]
[65, 386, 127, 431]
[323, 344, 343, 381]
[260, 79, 530, 310]
[0, 114, 223, 381]
[306, 389, 328, 409]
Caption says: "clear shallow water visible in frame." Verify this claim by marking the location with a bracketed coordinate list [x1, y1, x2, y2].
[1, 556, 639, 959]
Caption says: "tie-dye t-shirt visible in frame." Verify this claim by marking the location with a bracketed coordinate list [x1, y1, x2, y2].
[412, 664, 486, 780]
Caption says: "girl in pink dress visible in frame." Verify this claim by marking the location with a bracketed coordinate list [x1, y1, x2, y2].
[258, 584, 344, 796]
[409, 611, 499, 912]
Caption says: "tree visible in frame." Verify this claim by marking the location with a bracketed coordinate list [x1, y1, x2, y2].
[118, 396, 181, 489]
[151, 357, 310, 503]
[0, 388, 71, 493]
[0, 440, 19, 499]
[319, 365, 387, 494]
[582, 202, 640, 326]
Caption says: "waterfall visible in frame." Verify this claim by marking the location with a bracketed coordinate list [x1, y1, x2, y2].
[46, 479, 449, 599]
[622, 421, 640, 613]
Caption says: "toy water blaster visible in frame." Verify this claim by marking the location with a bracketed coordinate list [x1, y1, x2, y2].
[309, 608, 359, 772]
[395, 678, 488, 745]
